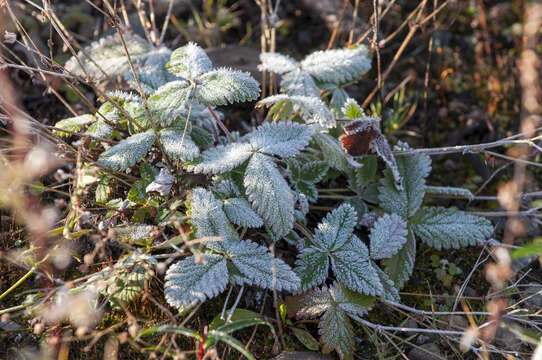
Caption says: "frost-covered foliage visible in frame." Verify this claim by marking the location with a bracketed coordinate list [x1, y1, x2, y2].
[52, 36, 495, 360]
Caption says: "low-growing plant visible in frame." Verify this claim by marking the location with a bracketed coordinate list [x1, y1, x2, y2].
[52, 36, 494, 358]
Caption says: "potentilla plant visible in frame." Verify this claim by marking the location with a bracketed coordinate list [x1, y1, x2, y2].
[54, 37, 494, 359]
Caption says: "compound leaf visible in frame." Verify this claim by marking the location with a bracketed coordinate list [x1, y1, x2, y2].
[164, 254, 228, 307]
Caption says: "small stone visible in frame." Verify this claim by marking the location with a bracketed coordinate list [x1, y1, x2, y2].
[407, 343, 444, 360]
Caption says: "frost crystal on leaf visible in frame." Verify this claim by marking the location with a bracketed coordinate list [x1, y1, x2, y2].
[164, 254, 228, 308]
[258, 52, 300, 74]
[54, 114, 95, 137]
[98, 131, 156, 170]
[258, 95, 336, 128]
[65, 34, 170, 81]
[382, 227, 416, 289]
[312, 203, 358, 251]
[187, 142, 253, 174]
[320, 306, 355, 359]
[225, 240, 300, 292]
[378, 152, 432, 219]
[223, 198, 264, 228]
[85, 119, 113, 138]
[280, 70, 320, 97]
[295, 247, 330, 292]
[369, 213, 408, 259]
[198, 68, 260, 106]
[300, 46, 371, 84]
[244, 153, 295, 238]
[188, 188, 236, 244]
[248, 122, 313, 158]
[167, 42, 212, 78]
[160, 128, 200, 161]
[149, 80, 193, 126]
[412, 207, 493, 250]
[113, 224, 155, 243]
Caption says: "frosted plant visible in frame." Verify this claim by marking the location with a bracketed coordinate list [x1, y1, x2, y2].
[377, 150, 493, 288]
[187, 121, 313, 238]
[286, 157, 328, 202]
[164, 188, 299, 308]
[284, 282, 374, 360]
[258, 46, 371, 128]
[65, 34, 174, 87]
[294, 203, 399, 301]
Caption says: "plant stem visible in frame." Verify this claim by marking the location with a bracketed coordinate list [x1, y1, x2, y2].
[0, 266, 36, 302]
[207, 106, 236, 143]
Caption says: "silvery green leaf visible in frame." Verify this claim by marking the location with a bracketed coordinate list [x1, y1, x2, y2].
[149, 80, 193, 127]
[164, 254, 228, 307]
[412, 207, 493, 250]
[295, 246, 330, 292]
[258, 95, 335, 128]
[168, 42, 212, 78]
[382, 227, 416, 289]
[113, 224, 155, 243]
[312, 203, 357, 251]
[54, 114, 95, 137]
[225, 240, 300, 291]
[369, 213, 408, 259]
[160, 128, 200, 161]
[98, 131, 155, 170]
[65, 34, 170, 81]
[378, 152, 432, 219]
[98, 102, 122, 123]
[281, 69, 320, 97]
[244, 153, 295, 238]
[248, 122, 313, 157]
[347, 155, 377, 190]
[223, 198, 263, 228]
[331, 282, 373, 318]
[312, 132, 350, 172]
[320, 306, 354, 360]
[297, 192, 310, 215]
[188, 187, 236, 244]
[425, 186, 475, 200]
[85, 119, 113, 138]
[258, 52, 300, 74]
[198, 68, 260, 106]
[187, 142, 253, 174]
[331, 235, 382, 296]
[342, 98, 364, 119]
[301, 46, 371, 84]
[373, 263, 400, 302]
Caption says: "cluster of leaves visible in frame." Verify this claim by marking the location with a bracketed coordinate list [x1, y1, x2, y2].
[54, 38, 494, 359]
